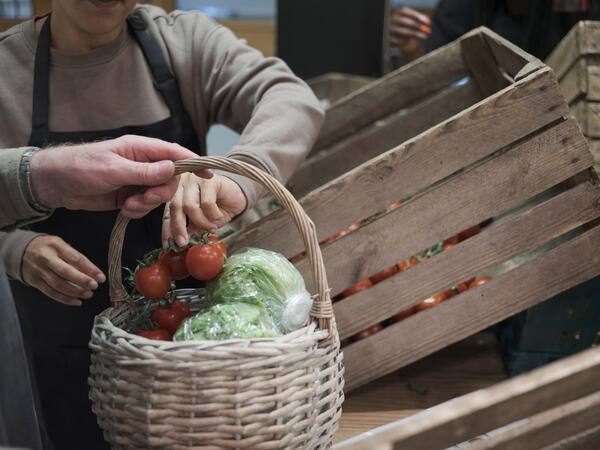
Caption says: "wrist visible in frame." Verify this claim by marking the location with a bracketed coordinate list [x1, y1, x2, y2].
[28, 149, 61, 210]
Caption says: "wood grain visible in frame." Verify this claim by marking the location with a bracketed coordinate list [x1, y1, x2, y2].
[341, 223, 600, 392]
[468, 391, 600, 450]
[571, 100, 600, 137]
[546, 21, 600, 79]
[335, 179, 600, 339]
[478, 27, 540, 78]
[335, 346, 600, 449]
[314, 40, 468, 150]
[556, 56, 600, 104]
[291, 77, 481, 198]
[460, 33, 509, 97]
[226, 68, 568, 260]
[297, 118, 591, 296]
[306, 73, 373, 103]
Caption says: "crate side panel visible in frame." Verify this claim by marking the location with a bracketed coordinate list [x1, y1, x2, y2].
[226, 69, 568, 258]
[292, 77, 482, 198]
[334, 181, 600, 339]
[342, 224, 600, 392]
[297, 119, 592, 295]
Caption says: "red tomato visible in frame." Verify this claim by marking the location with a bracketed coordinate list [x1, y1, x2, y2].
[442, 242, 456, 251]
[138, 329, 172, 341]
[469, 276, 492, 289]
[152, 300, 192, 335]
[340, 279, 372, 299]
[369, 264, 399, 285]
[207, 235, 227, 257]
[458, 224, 481, 241]
[354, 323, 383, 340]
[186, 243, 225, 280]
[415, 292, 446, 311]
[386, 201, 402, 212]
[456, 277, 476, 293]
[158, 249, 189, 280]
[134, 262, 171, 300]
[398, 260, 409, 271]
[444, 235, 460, 245]
[442, 288, 455, 300]
[391, 306, 416, 323]
[323, 221, 361, 243]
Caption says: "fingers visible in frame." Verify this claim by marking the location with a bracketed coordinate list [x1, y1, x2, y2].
[120, 176, 181, 219]
[185, 180, 221, 235]
[22, 236, 105, 306]
[168, 184, 189, 247]
[396, 6, 431, 26]
[390, 7, 431, 45]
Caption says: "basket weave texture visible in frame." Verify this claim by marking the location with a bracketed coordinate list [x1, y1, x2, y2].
[88, 157, 345, 449]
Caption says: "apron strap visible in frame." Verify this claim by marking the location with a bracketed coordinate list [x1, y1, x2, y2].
[127, 15, 187, 117]
[30, 14, 52, 136]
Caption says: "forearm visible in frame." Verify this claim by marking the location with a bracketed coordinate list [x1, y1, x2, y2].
[0, 147, 53, 231]
[0, 229, 43, 282]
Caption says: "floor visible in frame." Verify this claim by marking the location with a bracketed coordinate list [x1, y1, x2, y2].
[334, 331, 509, 444]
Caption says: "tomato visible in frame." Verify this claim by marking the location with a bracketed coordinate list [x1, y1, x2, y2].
[442, 242, 456, 251]
[158, 249, 189, 280]
[458, 224, 481, 241]
[386, 201, 402, 212]
[186, 242, 225, 281]
[469, 276, 492, 289]
[398, 260, 408, 271]
[442, 288, 455, 300]
[138, 329, 172, 341]
[444, 235, 460, 245]
[354, 323, 383, 340]
[391, 306, 416, 323]
[152, 300, 191, 335]
[134, 262, 171, 300]
[456, 277, 476, 293]
[415, 292, 446, 311]
[340, 279, 372, 299]
[323, 221, 361, 243]
[369, 264, 399, 285]
[207, 235, 227, 257]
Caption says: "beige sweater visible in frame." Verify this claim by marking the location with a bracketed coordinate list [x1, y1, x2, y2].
[0, 6, 324, 280]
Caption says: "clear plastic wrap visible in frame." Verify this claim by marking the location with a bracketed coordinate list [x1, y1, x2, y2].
[174, 248, 313, 341]
[173, 301, 280, 341]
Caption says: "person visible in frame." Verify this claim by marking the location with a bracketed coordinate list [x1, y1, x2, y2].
[0, 135, 210, 450]
[390, 0, 600, 67]
[0, 1, 324, 448]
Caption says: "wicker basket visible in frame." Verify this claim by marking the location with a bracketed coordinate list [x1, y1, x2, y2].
[88, 157, 344, 449]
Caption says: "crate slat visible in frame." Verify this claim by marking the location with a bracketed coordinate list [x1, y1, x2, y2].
[292, 76, 482, 198]
[557, 57, 600, 104]
[460, 33, 509, 96]
[335, 179, 600, 339]
[306, 73, 373, 104]
[226, 68, 568, 258]
[334, 346, 600, 450]
[546, 21, 600, 79]
[467, 392, 600, 450]
[479, 28, 542, 79]
[314, 40, 468, 150]
[296, 118, 592, 295]
[341, 223, 600, 392]
[571, 100, 600, 137]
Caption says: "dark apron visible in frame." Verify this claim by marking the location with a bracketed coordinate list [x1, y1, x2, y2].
[12, 13, 202, 450]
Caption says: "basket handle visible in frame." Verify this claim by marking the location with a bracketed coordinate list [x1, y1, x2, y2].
[108, 156, 334, 341]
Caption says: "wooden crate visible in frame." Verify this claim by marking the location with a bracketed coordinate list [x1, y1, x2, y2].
[334, 346, 600, 450]
[546, 20, 600, 171]
[305, 73, 374, 105]
[224, 26, 600, 392]
[290, 26, 540, 198]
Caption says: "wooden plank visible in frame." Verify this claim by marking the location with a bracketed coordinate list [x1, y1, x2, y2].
[476, 27, 541, 78]
[546, 21, 600, 80]
[468, 392, 600, 450]
[460, 33, 509, 97]
[226, 68, 568, 259]
[571, 100, 600, 137]
[314, 40, 468, 151]
[335, 180, 600, 339]
[341, 224, 600, 392]
[306, 73, 373, 103]
[291, 77, 481, 198]
[298, 118, 591, 296]
[589, 65, 600, 101]
[335, 346, 600, 449]
[560, 58, 588, 104]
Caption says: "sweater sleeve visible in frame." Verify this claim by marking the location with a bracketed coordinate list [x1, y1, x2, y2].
[143, 8, 325, 206]
[0, 147, 52, 231]
[0, 229, 42, 282]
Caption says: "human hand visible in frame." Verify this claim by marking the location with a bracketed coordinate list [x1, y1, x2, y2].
[29, 135, 211, 219]
[389, 7, 431, 59]
[22, 235, 106, 306]
[162, 173, 247, 248]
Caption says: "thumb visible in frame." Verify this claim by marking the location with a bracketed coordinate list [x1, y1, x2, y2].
[120, 160, 175, 186]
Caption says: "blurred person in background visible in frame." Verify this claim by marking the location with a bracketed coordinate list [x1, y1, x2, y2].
[390, 0, 600, 67]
